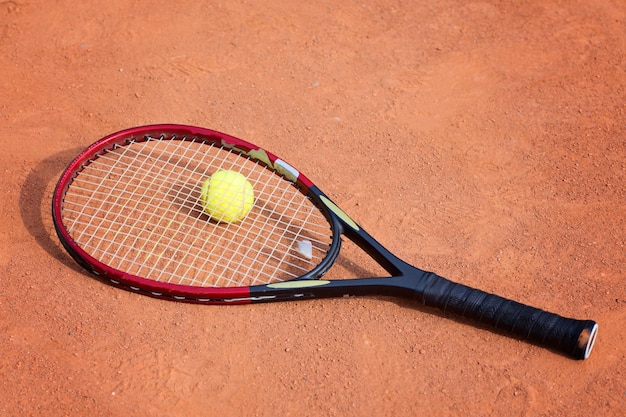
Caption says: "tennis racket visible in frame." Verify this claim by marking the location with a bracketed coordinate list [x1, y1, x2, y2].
[52, 124, 598, 359]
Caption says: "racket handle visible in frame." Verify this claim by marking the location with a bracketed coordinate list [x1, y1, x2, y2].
[419, 273, 598, 359]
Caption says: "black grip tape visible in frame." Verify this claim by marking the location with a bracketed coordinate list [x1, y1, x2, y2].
[419, 273, 597, 359]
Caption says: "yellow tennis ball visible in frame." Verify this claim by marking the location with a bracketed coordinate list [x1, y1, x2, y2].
[200, 170, 254, 223]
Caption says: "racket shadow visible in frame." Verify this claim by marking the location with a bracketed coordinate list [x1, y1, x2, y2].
[20, 147, 86, 273]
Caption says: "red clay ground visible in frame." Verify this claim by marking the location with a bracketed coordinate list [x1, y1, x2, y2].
[1, 1, 624, 416]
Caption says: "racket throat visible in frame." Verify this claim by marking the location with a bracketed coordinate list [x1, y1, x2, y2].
[253, 275, 423, 301]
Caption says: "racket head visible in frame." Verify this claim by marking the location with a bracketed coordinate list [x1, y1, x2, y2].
[52, 124, 344, 303]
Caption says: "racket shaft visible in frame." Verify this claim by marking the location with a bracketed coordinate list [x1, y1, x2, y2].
[418, 273, 597, 359]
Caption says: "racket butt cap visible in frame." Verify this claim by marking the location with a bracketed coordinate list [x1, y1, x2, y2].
[578, 321, 599, 360]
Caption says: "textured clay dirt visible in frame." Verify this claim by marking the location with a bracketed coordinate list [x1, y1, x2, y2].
[1, 1, 625, 416]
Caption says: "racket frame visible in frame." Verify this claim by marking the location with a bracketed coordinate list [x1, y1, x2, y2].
[52, 124, 598, 359]
[52, 124, 348, 303]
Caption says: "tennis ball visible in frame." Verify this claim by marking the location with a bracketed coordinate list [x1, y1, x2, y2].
[200, 170, 255, 223]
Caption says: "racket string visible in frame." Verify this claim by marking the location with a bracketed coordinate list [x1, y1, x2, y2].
[138, 137, 222, 282]
[61, 135, 333, 287]
[72, 140, 149, 248]
[245, 177, 320, 284]
[106, 138, 196, 273]
[90, 139, 188, 273]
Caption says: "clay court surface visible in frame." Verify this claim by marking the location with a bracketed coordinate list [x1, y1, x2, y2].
[1, 1, 624, 415]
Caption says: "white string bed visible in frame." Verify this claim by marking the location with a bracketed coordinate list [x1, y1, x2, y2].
[61, 136, 333, 287]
